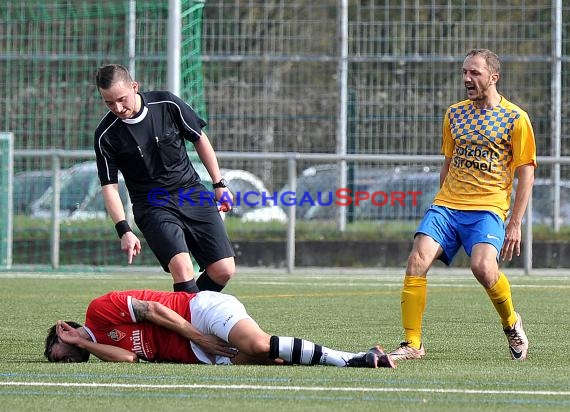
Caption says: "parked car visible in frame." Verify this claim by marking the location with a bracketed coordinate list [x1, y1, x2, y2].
[278, 164, 386, 220]
[351, 169, 439, 221]
[285, 164, 570, 225]
[12, 170, 53, 215]
[29, 152, 214, 221]
[279, 164, 437, 221]
[30, 161, 131, 220]
[220, 168, 288, 223]
[512, 178, 570, 225]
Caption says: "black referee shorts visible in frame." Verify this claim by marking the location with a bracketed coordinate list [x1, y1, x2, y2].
[133, 184, 235, 272]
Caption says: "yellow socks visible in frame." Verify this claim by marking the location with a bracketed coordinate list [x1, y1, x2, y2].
[401, 275, 427, 349]
[400, 272, 516, 348]
[486, 272, 517, 328]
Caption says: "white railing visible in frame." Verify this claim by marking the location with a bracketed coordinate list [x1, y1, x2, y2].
[13, 149, 570, 273]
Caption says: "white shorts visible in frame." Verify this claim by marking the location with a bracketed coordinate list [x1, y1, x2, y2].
[189, 291, 255, 365]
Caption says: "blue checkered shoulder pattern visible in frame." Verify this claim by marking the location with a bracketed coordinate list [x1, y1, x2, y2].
[447, 101, 520, 185]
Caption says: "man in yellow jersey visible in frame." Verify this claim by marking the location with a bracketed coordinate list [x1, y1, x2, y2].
[389, 49, 536, 361]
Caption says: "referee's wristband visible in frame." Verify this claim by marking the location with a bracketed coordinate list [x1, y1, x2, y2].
[115, 220, 132, 239]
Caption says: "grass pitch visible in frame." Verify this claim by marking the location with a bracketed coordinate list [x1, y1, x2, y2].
[0, 268, 569, 411]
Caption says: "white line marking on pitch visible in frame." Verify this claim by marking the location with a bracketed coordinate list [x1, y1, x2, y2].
[1, 382, 569, 397]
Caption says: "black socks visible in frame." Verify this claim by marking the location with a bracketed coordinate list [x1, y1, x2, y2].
[173, 279, 199, 293]
[173, 272, 225, 293]
[196, 271, 224, 292]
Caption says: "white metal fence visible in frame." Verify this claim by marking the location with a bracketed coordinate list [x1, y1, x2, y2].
[4, 1, 570, 271]
[10, 149, 570, 273]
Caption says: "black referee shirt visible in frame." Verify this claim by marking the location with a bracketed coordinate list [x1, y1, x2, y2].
[94, 91, 207, 203]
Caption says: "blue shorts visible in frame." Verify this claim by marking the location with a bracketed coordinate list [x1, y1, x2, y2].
[416, 205, 505, 265]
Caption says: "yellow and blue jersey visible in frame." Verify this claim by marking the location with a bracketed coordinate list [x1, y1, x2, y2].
[433, 96, 536, 220]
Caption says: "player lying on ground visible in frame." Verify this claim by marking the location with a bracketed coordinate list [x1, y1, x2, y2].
[45, 289, 395, 369]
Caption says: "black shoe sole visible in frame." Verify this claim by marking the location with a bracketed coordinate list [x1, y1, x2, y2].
[365, 348, 396, 369]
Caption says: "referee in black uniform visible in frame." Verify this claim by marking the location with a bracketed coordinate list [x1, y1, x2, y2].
[94, 64, 235, 293]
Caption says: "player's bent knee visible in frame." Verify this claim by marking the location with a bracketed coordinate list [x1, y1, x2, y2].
[407, 252, 429, 274]
[168, 253, 195, 275]
[471, 264, 498, 288]
[210, 271, 233, 285]
[232, 335, 270, 357]
[471, 259, 497, 278]
[207, 258, 236, 284]
[246, 338, 270, 356]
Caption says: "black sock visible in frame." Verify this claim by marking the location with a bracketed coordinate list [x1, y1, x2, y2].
[173, 279, 199, 293]
[269, 335, 323, 365]
[269, 335, 356, 367]
[196, 271, 224, 292]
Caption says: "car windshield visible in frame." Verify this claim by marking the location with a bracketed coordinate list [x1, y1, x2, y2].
[280, 165, 436, 221]
[526, 181, 570, 224]
[13, 171, 52, 214]
[30, 162, 130, 219]
[33, 165, 100, 212]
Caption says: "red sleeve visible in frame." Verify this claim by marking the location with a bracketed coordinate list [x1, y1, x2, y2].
[85, 291, 137, 328]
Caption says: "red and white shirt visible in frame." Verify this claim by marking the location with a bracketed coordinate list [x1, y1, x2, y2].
[83, 290, 199, 363]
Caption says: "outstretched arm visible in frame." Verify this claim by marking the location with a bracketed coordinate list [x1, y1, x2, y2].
[131, 298, 238, 358]
[102, 184, 141, 264]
